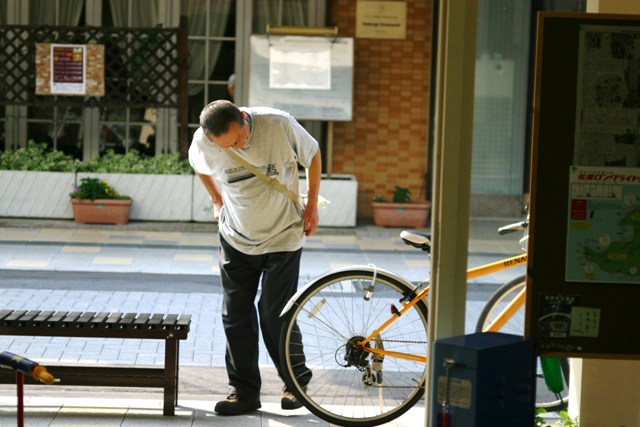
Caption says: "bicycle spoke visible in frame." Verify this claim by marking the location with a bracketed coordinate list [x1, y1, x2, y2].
[280, 269, 429, 426]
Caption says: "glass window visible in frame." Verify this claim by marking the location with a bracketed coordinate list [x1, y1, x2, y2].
[185, 0, 316, 142]
[252, 0, 308, 32]
[27, 106, 84, 158]
[24, 0, 85, 157]
[184, 0, 235, 142]
[97, 0, 163, 156]
[471, 0, 585, 196]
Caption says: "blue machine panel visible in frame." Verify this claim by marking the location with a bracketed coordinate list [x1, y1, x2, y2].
[429, 332, 535, 427]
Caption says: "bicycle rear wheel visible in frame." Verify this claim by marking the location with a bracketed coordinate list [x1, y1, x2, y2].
[279, 268, 429, 427]
[475, 275, 570, 412]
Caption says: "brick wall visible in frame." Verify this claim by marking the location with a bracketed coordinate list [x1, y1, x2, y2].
[329, 0, 433, 219]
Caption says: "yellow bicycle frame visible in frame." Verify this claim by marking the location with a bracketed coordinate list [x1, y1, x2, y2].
[359, 253, 528, 363]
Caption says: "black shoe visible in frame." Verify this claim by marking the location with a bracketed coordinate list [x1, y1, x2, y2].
[215, 394, 261, 415]
[281, 385, 306, 410]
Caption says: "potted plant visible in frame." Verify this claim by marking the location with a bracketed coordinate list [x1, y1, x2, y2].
[70, 177, 132, 225]
[371, 186, 431, 228]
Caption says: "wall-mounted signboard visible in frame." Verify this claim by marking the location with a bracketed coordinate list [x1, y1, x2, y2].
[527, 12, 640, 358]
[248, 34, 353, 121]
[35, 43, 104, 97]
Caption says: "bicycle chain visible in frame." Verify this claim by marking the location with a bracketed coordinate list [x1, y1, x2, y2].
[374, 339, 428, 345]
[367, 384, 425, 389]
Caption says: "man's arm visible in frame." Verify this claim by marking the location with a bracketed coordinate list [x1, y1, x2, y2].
[303, 150, 322, 237]
[195, 172, 223, 219]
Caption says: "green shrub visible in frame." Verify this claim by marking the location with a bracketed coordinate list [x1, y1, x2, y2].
[0, 143, 193, 175]
[371, 186, 414, 204]
[392, 186, 412, 203]
[535, 409, 579, 427]
[70, 177, 130, 200]
[79, 149, 193, 175]
[0, 141, 80, 172]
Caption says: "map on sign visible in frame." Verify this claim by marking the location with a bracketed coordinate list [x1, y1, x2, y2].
[566, 165, 640, 284]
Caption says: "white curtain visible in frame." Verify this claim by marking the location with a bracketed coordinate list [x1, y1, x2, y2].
[187, 0, 232, 95]
[30, 0, 83, 25]
[253, 0, 306, 33]
[109, 0, 158, 27]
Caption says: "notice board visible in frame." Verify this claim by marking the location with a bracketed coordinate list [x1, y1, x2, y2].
[527, 12, 640, 358]
[35, 43, 105, 97]
[248, 34, 353, 121]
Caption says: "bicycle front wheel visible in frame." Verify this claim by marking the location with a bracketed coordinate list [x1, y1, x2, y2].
[280, 268, 429, 427]
[475, 275, 570, 412]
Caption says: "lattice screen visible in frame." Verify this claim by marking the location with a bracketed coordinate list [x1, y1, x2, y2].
[0, 25, 179, 108]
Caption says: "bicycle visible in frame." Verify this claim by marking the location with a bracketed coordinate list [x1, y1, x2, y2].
[279, 219, 570, 426]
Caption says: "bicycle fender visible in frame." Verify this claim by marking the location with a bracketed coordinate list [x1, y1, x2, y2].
[280, 264, 415, 316]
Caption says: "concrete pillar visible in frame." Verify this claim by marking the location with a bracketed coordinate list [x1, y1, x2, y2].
[572, 5, 640, 427]
[570, 358, 640, 426]
[425, 0, 477, 424]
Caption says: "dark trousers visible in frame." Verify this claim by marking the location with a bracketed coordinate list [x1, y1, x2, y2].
[218, 236, 306, 398]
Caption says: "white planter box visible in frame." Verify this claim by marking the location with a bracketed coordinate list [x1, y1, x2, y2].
[192, 181, 217, 223]
[77, 173, 193, 221]
[0, 171, 75, 218]
[300, 174, 358, 227]
[192, 174, 358, 227]
[0, 171, 358, 227]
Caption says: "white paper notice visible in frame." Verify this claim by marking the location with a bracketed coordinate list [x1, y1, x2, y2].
[269, 43, 331, 90]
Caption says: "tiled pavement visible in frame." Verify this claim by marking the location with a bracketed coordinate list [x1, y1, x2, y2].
[0, 217, 527, 426]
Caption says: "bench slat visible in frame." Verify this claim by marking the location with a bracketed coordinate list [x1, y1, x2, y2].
[0, 310, 13, 322]
[90, 312, 110, 327]
[176, 314, 191, 331]
[105, 312, 123, 327]
[47, 311, 68, 327]
[147, 313, 164, 330]
[118, 313, 137, 329]
[74, 312, 96, 328]
[162, 314, 178, 329]
[17, 310, 41, 326]
[60, 311, 82, 328]
[3, 310, 27, 326]
[0, 310, 190, 333]
[133, 313, 151, 329]
[32, 310, 55, 326]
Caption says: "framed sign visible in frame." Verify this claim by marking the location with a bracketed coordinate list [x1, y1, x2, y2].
[248, 34, 353, 121]
[35, 43, 104, 97]
[527, 12, 640, 358]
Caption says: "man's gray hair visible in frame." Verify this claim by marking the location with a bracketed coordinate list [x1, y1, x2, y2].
[199, 100, 243, 137]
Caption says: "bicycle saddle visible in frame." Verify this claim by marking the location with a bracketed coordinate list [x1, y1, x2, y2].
[400, 230, 432, 252]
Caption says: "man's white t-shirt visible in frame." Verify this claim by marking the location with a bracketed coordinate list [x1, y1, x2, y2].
[189, 107, 319, 255]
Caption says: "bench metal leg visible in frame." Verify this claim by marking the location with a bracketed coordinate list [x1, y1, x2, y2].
[163, 338, 179, 416]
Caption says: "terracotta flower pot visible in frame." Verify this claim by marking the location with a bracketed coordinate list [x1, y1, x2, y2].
[371, 201, 431, 228]
[71, 198, 132, 225]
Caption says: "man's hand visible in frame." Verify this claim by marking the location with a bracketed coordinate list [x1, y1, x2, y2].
[196, 172, 223, 220]
[303, 150, 322, 237]
[304, 205, 319, 237]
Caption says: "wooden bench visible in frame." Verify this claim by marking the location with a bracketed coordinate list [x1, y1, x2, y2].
[0, 309, 191, 416]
